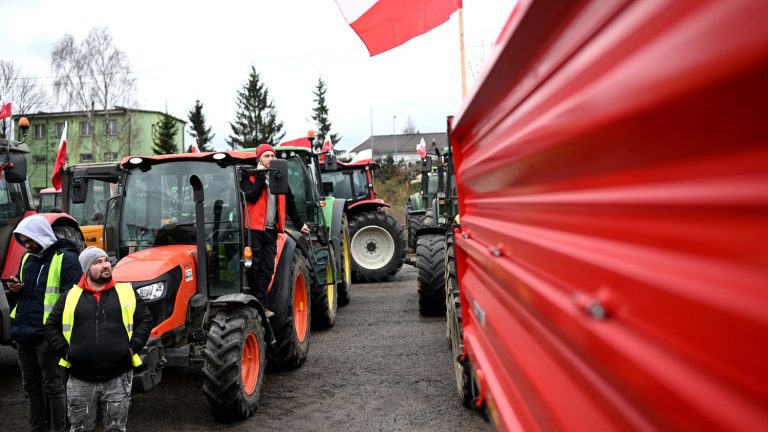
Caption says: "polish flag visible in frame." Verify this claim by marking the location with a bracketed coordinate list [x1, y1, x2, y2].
[0, 100, 10, 120]
[416, 137, 427, 158]
[321, 134, 334, 154]
[51, 122, 67, 191]
[191, 142, 200, 153]
[335, 0, 461, 56]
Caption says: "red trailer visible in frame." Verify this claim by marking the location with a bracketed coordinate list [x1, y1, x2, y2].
[449, 1, 768, 430]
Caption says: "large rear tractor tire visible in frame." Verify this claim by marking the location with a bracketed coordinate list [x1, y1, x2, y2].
[349, 210, 405, 282]
[416, 233, 446, 316]
[267, 252, 311, 370]
[202, 308, 266, 421]
[311, 245, 338, 330]
[337, 214, 353, 306]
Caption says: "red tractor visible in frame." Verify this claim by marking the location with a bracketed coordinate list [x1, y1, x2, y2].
[320, 150, 405, 283]
[1, 118, 85, 346]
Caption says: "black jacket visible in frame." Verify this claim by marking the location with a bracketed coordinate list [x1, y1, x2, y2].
[44, 283, 153, 381]
[11, 239, 82, 345]
[241, 172, 305, 229]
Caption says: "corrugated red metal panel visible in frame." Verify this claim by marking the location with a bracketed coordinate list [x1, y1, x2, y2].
[451, 0, 768, 430]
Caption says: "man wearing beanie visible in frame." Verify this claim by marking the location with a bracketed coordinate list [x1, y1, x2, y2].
[7, 215, 82, 432]
[242, 144, 310, 316]
[45, 246, 152, 431]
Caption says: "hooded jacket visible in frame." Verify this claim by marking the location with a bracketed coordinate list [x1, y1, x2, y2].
[12, 215, 82, 345]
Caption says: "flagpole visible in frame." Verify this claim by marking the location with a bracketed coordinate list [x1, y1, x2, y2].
[458, 2, 467, 99]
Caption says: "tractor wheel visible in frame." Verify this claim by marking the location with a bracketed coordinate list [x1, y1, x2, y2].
[416, 233, 446, 316]
[444, 233, 472, 406]
[407, 213, 424, 252]
[349, 211, 405, 282]
[337, 214, 353, 306]
[267, 252, 311, 370]
[311, 245, 338, 330]
[421, 208, 437, 230]
[202, 308, 266, 420]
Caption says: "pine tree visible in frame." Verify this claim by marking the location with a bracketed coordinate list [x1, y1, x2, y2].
[227, 67, 284, 150]
[311, 76, 342, 146]
[187, 99, 214, 152]
[152, 112, 179, 155]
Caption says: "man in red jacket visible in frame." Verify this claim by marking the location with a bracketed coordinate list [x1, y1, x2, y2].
[242, 144, 310, 317]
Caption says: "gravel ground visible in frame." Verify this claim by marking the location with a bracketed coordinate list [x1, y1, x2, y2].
[0, 264, 488, 431]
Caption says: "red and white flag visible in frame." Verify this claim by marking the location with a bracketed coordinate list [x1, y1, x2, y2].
[321, 134, 334, 154]
[51, 122, 67, 191]
[335, 0, 461, 56]
[0, 100, 11, 120]
[191, 142, 200, 153]
[417, 137, 427, 158]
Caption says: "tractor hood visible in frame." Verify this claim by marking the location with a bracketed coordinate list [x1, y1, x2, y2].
[114, 245, 197, 283]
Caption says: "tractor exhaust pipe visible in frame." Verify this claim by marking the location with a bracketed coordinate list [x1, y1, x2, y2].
[190, 175, 208, 302]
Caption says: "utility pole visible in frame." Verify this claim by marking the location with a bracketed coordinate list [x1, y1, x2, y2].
[392, 115, 397, 163]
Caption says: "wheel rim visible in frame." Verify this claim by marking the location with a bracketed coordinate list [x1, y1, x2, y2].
[342, 227, 352, 286]
[241, 332, 260, 395]
[326, 259, 335, 308]
[294, 272, 308, 342]
[350, 225, 395, 270]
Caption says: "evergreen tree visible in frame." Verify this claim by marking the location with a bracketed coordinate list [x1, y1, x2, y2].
[152, 112, 179, 155]
[311, 76, 341, 146]
[227, 67, 284, 150]
[187, 99, 214, 151]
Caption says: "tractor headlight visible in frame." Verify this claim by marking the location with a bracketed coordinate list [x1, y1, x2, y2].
[136, 282, 165, 301]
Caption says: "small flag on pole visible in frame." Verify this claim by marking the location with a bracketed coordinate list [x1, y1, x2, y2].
[51, 122, 67, 191]
[0, 101, 11, 120]
[417, 137, 427, 158]
[335, 0, 461, 56]
[191, 142, 200, 153]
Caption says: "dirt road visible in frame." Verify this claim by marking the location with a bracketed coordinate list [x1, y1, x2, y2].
[0, 265, 488, 431]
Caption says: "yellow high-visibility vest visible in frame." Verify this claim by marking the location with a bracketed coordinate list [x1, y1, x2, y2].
[10, 252, 64, 324]
[58, 282, 142, 368]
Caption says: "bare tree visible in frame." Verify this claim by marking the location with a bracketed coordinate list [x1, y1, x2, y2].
[401, 115, 418, 134]
[0, 60, 50, 138]
[51, 27, 136, 161]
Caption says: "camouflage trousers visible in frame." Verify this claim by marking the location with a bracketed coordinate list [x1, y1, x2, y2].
[66, 370, 133, 432]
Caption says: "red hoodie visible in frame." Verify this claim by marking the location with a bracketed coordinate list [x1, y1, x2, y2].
[77, 274, 116, 302]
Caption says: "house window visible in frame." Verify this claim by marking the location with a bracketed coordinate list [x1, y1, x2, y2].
[103, 152, 118, 161]
[79, 153, 94, 163]
[34, 124, 45, 138]
[80, 121, 93, 136]
[106, 119, 118, 136]
[33, 155, 47, 164]
[56, 122, 65, 137]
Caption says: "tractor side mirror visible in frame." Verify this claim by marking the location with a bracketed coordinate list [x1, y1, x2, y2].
[322, 181, 334, 196]
[71, 178, 88, 204]
[420, 156, 432, 173]
[324, 153, 338, 171]
[269, 159, 289, 195]
[4, 152, 28, 183]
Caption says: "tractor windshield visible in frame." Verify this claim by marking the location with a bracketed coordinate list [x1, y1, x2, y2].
[119, 161, 240, 255]
[322, 169, 369, 201]
[0, 177, 27, 229]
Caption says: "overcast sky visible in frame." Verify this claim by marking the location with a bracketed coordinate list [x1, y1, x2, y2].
[1, 0, 514, 151]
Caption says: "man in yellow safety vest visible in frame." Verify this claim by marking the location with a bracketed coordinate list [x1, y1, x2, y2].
[45, 246, 152, 431]
[7, 215, 82, 432]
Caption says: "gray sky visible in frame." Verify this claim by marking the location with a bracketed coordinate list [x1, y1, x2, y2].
[1, 0, 514, 151]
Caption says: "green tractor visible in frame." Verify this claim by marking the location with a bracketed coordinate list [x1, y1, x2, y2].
[270, 135, 353, 309]
[412, 118, 459, 316]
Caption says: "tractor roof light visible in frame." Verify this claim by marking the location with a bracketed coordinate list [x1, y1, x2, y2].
[212, 153, 226, 160]
[129, 157, 143, 165]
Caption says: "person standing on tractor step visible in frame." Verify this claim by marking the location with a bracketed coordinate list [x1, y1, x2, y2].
[242, 144, 310, 317]
[44, 247, 153, 432]
[6, 215, 82, 432]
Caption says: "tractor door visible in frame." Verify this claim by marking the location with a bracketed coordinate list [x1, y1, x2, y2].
[63, 164, 123, 250]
